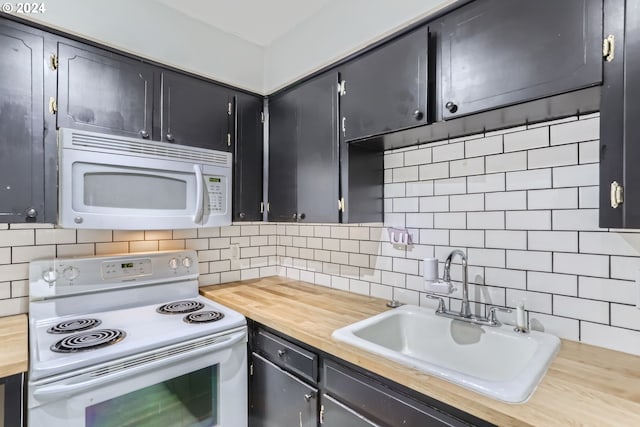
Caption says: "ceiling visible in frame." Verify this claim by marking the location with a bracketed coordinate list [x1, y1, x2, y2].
[153, 0, 337, 47]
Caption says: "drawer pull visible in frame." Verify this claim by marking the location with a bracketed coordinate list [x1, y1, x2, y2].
[277, 349, 286, 358]
[304, 393, 314, 402]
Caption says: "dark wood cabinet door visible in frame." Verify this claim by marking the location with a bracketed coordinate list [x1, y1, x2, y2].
[160, 71, 231, 151]
[0, 20, 45, 222]
[57, 42, 154, 139]
[340, 26, 429, 142]
[296, 72, 340, 223]
[249, 353, 318, 427]
[268, 90, 298, 222]
[234, 93, 263, 222]
[440, 0, 602, 119]
[321, 394, 379, 427]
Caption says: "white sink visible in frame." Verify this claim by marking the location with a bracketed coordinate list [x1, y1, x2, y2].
[332, 305, 560, 403]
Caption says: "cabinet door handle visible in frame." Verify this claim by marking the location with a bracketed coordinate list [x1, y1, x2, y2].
[445, 101, 458, 114]
[304, 393, 314, 402]
[341, 117, 346, 137]
[277, 349, 286, 357]
[239, 212, 246, 219]
[139, 130, 149, 139]
[26, 207, 37, 218]
[413, 109, 424, 120]
[166, 133, 175, 142]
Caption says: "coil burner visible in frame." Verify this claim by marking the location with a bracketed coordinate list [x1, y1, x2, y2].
[183, 311, 225, 324]
[47, 318, 102, 334]
[156, 300, 204, 314]
[51, 329, 126, 353]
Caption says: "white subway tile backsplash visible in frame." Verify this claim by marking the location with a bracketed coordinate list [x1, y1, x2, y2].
[449, 194, 484, 212]
[554, 253, 609, 278]
[450, 157, 484, 177]
[554, 295, 609, 323]
[406, 181, 434, 197]
[434, 177, 466, 195]
[581, 322, 640, 356]
[506, 169, 552, 191]
[450, 230, 484, 248]
[12, 245, 55, 264]
[35, 229, 75, 245]
[77, 230, 113, 243]
[434, 213, 466, 229]
[610, 304, 640, 330]
[579, 140, 599, 164]
[507, 250, 552, 272]
[553, 164, 598, 188]
[467, 248, 505, 268]
[550, 117, 599, 145]
[419, 162, 449, 180]
[579, 276, 635, 304]
[527, 144, 578, 169]
[393, 166, 419, 182]
[504, 127, 549, 152]
[506, 211, 551, 230]
[384, 152, 405, 168]
[404, 147, 432, 166]
[506, 289, 552, 314]
[465, 135, 503, 158]
[419, 196, 449, 212]
[433, 142, 464, 162]
[578, 186, 599, 209]
[610, 256, 640, 281]
[467, 212, 505, 230]
[485, 191, 527, 211]
[580, 232, 640, 256]
[528, 188, 578, 210]
[393, 198, 419, 213]
[552, 209, 599, 231]
[485, 152, 527, 174]
[484, 267, 526, 289]
[529, 312, 579, 340]
[467, 173, 505, 194]
[528, 231, 578, 253]
[384, 183, 406, 198]
[527, 271, 577, 296]
[406, 213, 433, 228]
[485, 230, 526, 250]
[420, 229, 449, 246]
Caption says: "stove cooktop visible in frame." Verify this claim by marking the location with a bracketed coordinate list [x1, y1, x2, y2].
[29, 295, 245, 381]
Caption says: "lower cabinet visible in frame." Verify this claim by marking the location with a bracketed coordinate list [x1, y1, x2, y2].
[0, 373, 24, 427]
[248, 322, 493, 427]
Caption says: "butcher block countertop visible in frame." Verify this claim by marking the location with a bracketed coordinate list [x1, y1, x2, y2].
[0, 314, 28, 378]
[201, 277, 640, 427]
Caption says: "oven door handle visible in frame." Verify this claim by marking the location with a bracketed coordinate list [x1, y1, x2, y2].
[192, 164, 204, 224]
[32, 329, 245, 400]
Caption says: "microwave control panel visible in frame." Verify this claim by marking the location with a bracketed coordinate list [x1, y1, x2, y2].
[204, 175, 226, 214]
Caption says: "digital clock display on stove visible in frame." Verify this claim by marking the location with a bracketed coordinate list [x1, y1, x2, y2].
[121, 262, 134, 268]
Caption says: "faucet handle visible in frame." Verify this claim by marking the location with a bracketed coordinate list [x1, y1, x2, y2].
[488, 306, 512, 325]
[425, 294, 446, 312]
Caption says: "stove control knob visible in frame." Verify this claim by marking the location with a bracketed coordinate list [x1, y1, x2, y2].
[42, 268, 57, 283]
[169, 258, 179, 270]
[182, 257, 193, 268]
[63, 266, 79, 281]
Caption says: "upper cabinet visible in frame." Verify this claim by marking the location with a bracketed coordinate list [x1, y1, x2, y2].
[439, 0, 603, 119]
[158, 71, 232, 151]
[233, 93, 264, 222]
[57, 42, 155, 139]
[268, 72, 340, 223]
[0, 20, 45, 222]
[340, 26, 430, 142]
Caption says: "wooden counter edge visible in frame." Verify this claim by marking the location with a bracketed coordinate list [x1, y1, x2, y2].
[0, 314, 29, 378]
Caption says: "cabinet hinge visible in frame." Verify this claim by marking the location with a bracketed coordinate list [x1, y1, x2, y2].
[603, 34, 615, 62]
[610, 181, 623, 208]
[260, 111, 265, 123]
[49, 54, 58, 71]
[48, 97, 57, 114]
[338, 80, 346, 96]
[267, 202, 270, 213]
[260, 202, 264, 214]
[341, 117, 346, 137]
[227, 133, 231, 147]
[249, 363, 253, 376]
[338, 198, 345, 213]
[227, 102, 232, 116]
[320, 404, 325, 424]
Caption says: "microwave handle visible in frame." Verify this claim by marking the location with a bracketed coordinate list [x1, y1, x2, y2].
[193, 164, 204, 224]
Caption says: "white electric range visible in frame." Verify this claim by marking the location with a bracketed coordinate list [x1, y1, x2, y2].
[28, 250, 247, 427]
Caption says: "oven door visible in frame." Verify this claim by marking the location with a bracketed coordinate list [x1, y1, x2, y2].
[28, 328, 247, 427]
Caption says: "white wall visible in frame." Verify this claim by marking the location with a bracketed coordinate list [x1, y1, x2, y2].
[263, 0, 455, 92]
[19, 0, 265, 92]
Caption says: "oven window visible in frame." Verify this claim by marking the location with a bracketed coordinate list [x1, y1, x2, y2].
[83, 172, 187, 209]
[86, 365, 218, 427]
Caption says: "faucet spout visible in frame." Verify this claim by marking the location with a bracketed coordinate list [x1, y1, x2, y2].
[444, 249, 471, 318]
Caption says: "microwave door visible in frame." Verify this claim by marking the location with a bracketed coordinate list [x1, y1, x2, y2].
[59, 149, 202, 229]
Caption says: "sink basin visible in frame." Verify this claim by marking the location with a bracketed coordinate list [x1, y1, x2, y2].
[332, 305, 560, 403]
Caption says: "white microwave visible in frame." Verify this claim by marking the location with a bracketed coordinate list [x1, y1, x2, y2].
[58, 128, 232, 229]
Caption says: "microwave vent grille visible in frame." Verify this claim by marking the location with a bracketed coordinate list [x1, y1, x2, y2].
[68, 131, 229, 167]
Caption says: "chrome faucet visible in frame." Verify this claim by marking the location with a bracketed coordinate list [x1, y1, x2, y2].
[443, 249, 471, 318]
[426, 249, 511, 327]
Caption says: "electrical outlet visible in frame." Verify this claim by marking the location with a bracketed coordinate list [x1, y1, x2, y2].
[230, 243, 240, 261]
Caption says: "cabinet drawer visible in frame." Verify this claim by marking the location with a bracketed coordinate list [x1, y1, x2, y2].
[253, 328, 318, 384]
[323, 360, 471, 427]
